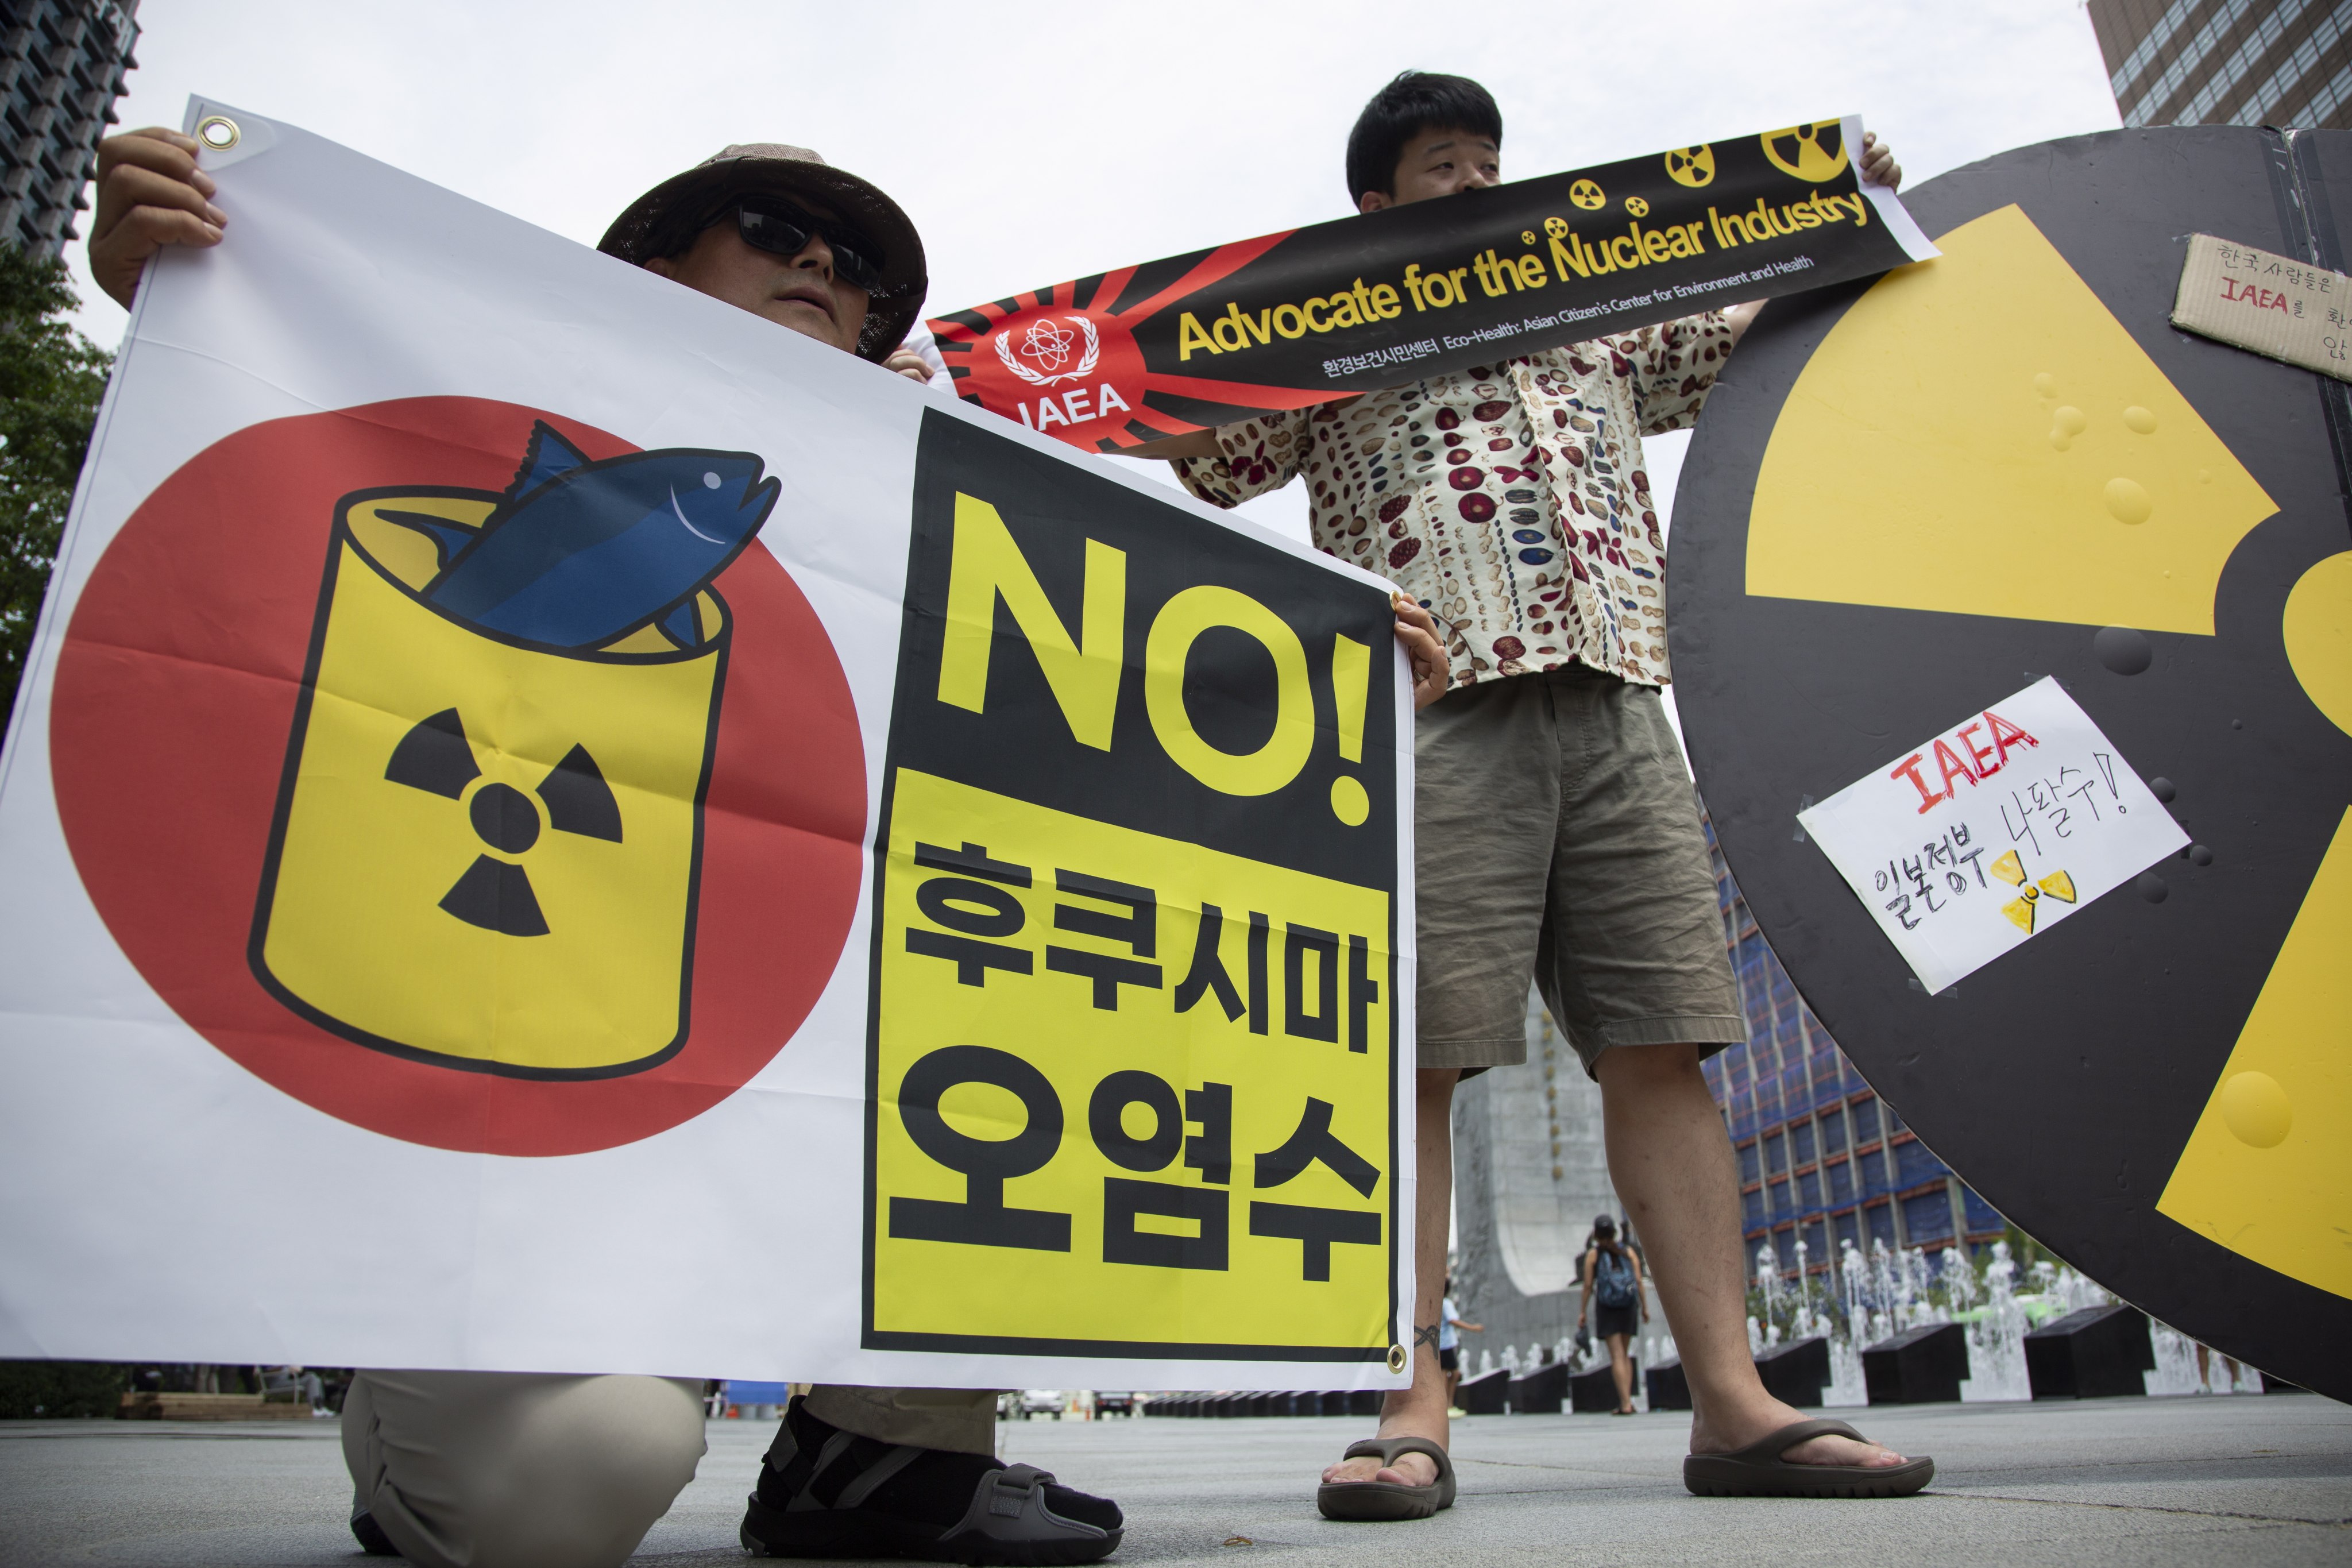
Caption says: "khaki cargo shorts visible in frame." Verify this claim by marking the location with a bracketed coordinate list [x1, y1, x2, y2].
[1415, 663, 1744, 1077]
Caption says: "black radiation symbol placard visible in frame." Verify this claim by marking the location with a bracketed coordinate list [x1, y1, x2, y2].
[1671, 126, 2351, 1399]
[383, 709, 625, 937]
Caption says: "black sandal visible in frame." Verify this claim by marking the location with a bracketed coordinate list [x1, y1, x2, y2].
[1683, 1418, 1934, 1499]
[1315, 1434, 1456, 1521]
[742, 1397, 1123, 1563]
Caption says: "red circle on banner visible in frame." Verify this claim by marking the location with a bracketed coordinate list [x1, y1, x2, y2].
[959, 306, 1148, 446]
[49, 397, 866, 1156]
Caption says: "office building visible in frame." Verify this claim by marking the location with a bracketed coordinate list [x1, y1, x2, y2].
[1, 0, 140, 257]
[1698, 803, 2009, 1285]
[2090, 0, 2351, 129]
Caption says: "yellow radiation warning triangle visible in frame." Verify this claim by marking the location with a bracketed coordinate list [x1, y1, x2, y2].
[2158, 806, 2352, 1301]
[1747, 204, 2276, 634]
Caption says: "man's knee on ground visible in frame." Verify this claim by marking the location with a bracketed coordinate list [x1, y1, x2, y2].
[499, 1374, 706, 1521]
[360, 1374, 706, 1568]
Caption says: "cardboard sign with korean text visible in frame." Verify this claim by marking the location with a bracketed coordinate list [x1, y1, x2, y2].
[2171, 232, 2352, 381]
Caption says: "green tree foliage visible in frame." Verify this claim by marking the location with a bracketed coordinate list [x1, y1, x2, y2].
[0, 246, 111, 728]
[0, 1360, 127, 1418]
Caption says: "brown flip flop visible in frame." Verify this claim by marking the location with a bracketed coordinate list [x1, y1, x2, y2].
[1683, 1418, 1934, 1498]
[1316, 1435, 1456, 1520]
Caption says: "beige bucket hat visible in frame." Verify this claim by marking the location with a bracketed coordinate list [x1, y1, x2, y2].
[599, 143, 927, 362]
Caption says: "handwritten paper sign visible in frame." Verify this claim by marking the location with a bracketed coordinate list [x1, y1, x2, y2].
[2171, 232, 2352, 382]
[1797, 678, 2187, 994]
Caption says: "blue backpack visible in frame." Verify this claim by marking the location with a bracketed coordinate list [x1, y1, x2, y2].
[1594, 1246, 1637, 1308]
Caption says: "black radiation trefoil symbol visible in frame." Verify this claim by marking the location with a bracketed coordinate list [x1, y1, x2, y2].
[1762, 121, 1848, 182]
[1665, 145, 1715, 187]
[383, 707, 623, 937]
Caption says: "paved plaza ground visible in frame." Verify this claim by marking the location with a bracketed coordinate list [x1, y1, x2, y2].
[1, 1394, 2346, 1566]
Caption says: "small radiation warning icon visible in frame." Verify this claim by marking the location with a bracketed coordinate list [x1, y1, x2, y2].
[252, 422, 780, 1079]
[1544, 214, 1570, 238]
[1625, 196, 1650, 218]
[1665, 145, 1716, 187]
[1569, 179, 1606, 211]
[1988, 849, 2077, 933]
[1760, 120, 1848, 182]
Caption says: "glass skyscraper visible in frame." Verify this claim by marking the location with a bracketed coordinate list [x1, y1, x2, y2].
[1697, 802, 2009, 1283]
[1, 0, 140, 257]
[2089, 0, 2351, 130]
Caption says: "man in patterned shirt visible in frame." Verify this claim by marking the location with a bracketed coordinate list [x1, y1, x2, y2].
[1140, 72, 1930, 1509]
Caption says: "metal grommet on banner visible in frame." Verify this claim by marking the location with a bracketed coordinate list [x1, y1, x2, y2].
[1386, 1344, 1407, 1375]
[195, 117, 240, 151]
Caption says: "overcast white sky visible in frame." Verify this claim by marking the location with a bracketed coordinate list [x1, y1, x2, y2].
[63, 0, 2123, 555]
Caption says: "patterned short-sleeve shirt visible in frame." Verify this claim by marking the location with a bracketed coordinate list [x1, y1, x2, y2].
[1173, 312, 1733, 690]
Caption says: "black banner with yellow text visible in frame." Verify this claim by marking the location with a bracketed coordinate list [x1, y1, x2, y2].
[930, 117, 1934, 451]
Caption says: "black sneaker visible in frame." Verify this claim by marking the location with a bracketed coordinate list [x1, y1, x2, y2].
[740, 1396, 1122, 1564]
[350, 1510, 401, 1557]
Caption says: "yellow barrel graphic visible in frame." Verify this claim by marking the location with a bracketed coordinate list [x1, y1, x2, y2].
[251, 424, 777, 1077]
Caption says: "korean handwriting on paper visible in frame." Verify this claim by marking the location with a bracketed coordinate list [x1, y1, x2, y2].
[1996, 753, 2131, 859]
[1871, 822, 1988, 932]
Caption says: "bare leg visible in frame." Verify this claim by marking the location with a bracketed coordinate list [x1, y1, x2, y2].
[1320, 1067, 1457, 1490]
[1608, 1333, 1634, 1412]
[1596, 1042, 1907, 1468]
[1445, 1365, 1460, 1408]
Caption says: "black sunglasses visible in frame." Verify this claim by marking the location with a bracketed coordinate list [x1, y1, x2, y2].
[732, 196, 886, 293]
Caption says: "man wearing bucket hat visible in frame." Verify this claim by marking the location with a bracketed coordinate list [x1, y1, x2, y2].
[90, 132, 1129, 1568]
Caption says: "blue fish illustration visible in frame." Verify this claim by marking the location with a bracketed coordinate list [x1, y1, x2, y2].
[424, 423, 781, 649]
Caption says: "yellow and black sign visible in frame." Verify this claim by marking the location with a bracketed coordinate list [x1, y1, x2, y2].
[864, 411, 1401, 1362]
[1670, 125, 2352, 1400]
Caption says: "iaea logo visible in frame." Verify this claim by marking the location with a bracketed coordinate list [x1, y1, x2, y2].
[998, 312, 1102, 387]
[965, 306, 1145, 441]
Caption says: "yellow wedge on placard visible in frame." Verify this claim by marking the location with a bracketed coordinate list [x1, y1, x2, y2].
[2157, 808, 2352, 1301]
[2162, 549, 2352, 1301]
[1748, 204, 2277, 634]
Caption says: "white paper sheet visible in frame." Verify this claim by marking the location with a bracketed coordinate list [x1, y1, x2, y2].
[1797, 677, 2187, 994]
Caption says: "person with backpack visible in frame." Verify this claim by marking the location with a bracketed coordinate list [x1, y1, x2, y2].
[1437, 1278, 1482, 1415]
[1579, 1215, 1647, 1416]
